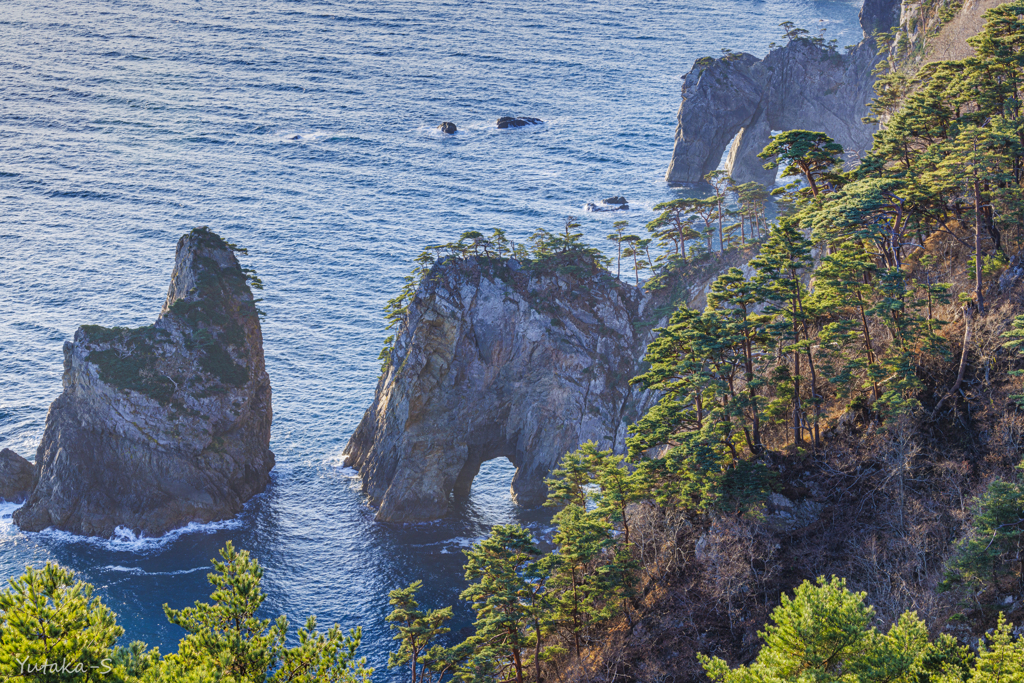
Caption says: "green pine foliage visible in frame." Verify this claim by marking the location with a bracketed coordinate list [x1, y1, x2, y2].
[385, 581, 453, 683]
[699, 576, 991, 683]
[942, 464, 1024, 596]
[0, 544, 371, 683]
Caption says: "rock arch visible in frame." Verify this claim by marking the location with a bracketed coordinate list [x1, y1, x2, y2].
[665, 0, 900, 186]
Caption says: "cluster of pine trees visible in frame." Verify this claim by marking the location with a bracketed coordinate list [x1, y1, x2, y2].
[0, 543, 372, 682]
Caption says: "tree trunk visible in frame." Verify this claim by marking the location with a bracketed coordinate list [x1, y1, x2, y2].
[974, 177, 986, 314]
[792, 311, 802, 449]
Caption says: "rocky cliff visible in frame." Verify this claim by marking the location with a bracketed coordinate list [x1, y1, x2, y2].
[887, 0, 1007, 67]
[344, 250, 758, 523]
[665, 0, 901, 185]
[13, 228, 274, 538]
[0, 449, 33, 502]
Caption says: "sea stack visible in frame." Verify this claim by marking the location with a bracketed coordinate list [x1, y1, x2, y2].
[14, 227, 274, 538]
[343, 255, 650, 522]
[664, 0, 900, 185]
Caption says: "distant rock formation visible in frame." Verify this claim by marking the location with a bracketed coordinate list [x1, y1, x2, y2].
[665, 0, 901, 185]
[438, 122, 457, 134]
[344, 247, 759, 523]
[497, 116, 543, 129]
[0, 449, 33, 502]
[14, 228, 274, 538]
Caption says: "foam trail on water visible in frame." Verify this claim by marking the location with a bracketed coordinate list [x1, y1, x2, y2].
[102, 565, 209, 576]
[36, 517, 244, 553]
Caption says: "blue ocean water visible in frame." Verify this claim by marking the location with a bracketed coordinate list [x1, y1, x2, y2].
[0, 0, 863, 675]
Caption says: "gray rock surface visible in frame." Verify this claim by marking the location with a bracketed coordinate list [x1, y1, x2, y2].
[343, 249, 758, 523]
[584, 196, 630, 212]
[665, 0, 901, 185]
[14, 227, 274, 538]
[0, 449, 34, 502]
[438, 121, 457, 134]
[497, 116, 543, 129]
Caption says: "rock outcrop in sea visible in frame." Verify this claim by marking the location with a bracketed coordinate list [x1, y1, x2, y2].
[497, 116, 543, 129]
[584, 196, 629, 212]
[344, 248, 758, 523]
[665, 0, 901, 185]
[0, 449, 33, 502]
[14, 227, 274, 538]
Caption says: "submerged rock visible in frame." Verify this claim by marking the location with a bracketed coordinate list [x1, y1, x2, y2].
[0, 449, 33, 502]
[14, 227, 274, 538]
[665, 0, 900, 185]
[343, 253, 713, 523]
[497, 116, 543, 129]
[438, 121, 457, 134]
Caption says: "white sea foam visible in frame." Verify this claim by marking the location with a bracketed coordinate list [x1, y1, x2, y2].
[36, 516, 243, 553]
[276, 130, 332, 143]
[101, 564, 209, 576]
[0, 501, 24, 539]
[440, 536, 484, 554]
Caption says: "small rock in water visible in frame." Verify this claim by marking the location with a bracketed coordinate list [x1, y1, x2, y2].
[496, 116, 543, 129]
[584, 196, 629, 212]
[0, 448, 34, 502]
[438, 121, 457, 134]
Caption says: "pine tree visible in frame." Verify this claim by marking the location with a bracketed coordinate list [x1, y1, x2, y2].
[942, 466, 1024, 595]
[751, 218, 820, 449]
[648, 199, 700, 261]
[459, 525, 546, 683]
[705, 170, 733, 252]
[0, 562, 128, 682]
[163, 542, 371, 683]
[591, 448, 643, 546]
[706, 267, 770, 453]
[970, 613, 1024, 682]
[544, 443, 598, 509]
[548, 505, 614, 658]
[606, 220, 628, 280]
[386, 581, 453, 683]
[700, 576, 922, 682]
[758, 130, 844, 199]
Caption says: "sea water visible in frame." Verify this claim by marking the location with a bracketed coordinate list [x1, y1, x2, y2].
[0, 0, 862, 675]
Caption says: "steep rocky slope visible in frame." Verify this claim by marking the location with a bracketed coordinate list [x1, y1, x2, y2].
[888, 0, 1006, 67]
[344, 249, 758, 523]
[665, 0, 900, 185]
[14, 228, 274, 538]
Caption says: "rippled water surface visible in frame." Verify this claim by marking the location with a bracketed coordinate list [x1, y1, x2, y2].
[1, 0, 862, 674]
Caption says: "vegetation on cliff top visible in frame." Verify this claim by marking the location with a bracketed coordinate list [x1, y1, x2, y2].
[83, 227, 262, 403]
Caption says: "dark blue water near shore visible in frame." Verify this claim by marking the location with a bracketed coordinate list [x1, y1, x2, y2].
[0, 0, 862, 675]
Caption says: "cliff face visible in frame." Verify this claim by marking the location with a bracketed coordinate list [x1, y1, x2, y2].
[888, 0, 1006, 67]
[344, 250, 759, 523]
[13, 228, 273, 538]
[665, 0, 901, 185]
[0, 449, 33, 502]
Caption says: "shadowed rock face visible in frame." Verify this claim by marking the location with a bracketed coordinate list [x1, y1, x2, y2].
[0, 449, 33, 502]
[344, 248, 761, 523]
[665, 0, 901, 185]
[13, 228, 273, 538]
